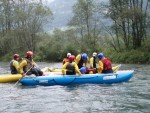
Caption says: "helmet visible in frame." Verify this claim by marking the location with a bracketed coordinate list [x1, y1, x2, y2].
[69, 55, 75, 61]
[14, 54, 20, 59]
[80, 67, 86, 74]
[98, 53, 104, 59]
[26, 51, 33, 57]
[93, 52, 97, 57]
[67, 53, 71, 58]
[81, 53, 88, 60]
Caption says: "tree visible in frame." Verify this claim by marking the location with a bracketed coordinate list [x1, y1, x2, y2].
[0, 0, 52, 56]
[68, 0, 103, 51]
[107, 0, 149, 50]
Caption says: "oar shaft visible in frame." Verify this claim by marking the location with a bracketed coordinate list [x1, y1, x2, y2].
[14, 67, 32, 86]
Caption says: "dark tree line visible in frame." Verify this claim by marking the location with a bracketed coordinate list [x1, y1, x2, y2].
[0, 0, 149, 62]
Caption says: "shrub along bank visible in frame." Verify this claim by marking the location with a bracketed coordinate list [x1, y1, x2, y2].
[1, 48, 150, 64]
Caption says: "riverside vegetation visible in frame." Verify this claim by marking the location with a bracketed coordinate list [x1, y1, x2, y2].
[0, 0, 150, 64]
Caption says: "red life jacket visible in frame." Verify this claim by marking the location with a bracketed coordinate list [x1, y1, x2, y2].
[102, 58, 112, 71]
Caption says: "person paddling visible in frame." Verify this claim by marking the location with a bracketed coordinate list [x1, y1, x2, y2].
[62, 55, 81, 75]
[75, 53, 89, 69]
[97, 53, 113, 74]
[19, 51, 43, 76]
[90, 52, 97, 68]
[88, 52, 98, 74]
[10, 54, 20, 74]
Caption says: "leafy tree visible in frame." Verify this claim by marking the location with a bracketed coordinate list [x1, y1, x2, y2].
[107, 0, 149, 50]
[0, 0, 52, 57]
[68, 0, 103, 51]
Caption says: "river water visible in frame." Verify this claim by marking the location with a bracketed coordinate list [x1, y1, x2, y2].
[0, 62, 150, 113]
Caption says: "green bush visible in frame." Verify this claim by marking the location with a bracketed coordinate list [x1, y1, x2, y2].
[102, 49, 150, 64]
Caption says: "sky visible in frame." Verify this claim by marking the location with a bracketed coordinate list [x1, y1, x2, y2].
[44, 0, 76, 31]
[48, 0, 55, 3]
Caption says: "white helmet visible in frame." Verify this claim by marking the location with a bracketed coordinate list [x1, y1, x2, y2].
[93, 52, 97, 57]
[67, 53, 71, 57]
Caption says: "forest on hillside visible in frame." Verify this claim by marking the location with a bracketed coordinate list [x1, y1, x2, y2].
[0, 0, 150, 64]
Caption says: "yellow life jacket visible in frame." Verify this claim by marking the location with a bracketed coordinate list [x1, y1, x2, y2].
[23, 58, 33, 72]
[10, 60, 19, 74]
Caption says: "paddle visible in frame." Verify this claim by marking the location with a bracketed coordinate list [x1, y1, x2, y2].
[48, 67, 62, 72]
[113, 64, 121, 73]
[48, 67, 73, 73]
[41, 67, 48, 72]
[14, 67, 32, 86]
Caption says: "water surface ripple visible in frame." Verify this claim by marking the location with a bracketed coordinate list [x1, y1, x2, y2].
[0, 62, 149, 113]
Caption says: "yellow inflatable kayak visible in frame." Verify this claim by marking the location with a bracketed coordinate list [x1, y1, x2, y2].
[0, 74, 22, 83]
[0, 67, 52, 83]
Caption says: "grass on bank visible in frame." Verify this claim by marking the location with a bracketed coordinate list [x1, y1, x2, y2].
[104, 49, 150, 64]
[0, 48, 150, 64]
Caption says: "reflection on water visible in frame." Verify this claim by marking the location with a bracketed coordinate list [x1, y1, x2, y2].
[0, 62, 150, 113]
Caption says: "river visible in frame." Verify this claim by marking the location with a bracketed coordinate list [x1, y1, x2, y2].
[0, 62, 150, 113]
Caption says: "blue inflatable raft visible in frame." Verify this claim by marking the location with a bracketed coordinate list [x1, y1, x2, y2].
[19, 70, 134, 86]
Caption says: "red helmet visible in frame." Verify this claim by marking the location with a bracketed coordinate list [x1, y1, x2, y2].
[14, 54, 20, 59]
[69, 55, 75, 61]
[26, 51, 33, 57]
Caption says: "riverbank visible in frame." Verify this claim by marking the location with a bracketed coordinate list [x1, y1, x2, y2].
[0, 49, 149, 64]
[105, 49, 150, 64]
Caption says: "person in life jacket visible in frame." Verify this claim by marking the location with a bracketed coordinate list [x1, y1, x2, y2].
[88, 52, 98, 74]
[10, 54, 20, 74]
[62, 53, 71, 64]
[90, 52, 97, 68]
[97, 53, 113, 74]
[75, 53, 89, 69]
[19, 51, 43, 76]
[62, 55, 81, 75]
